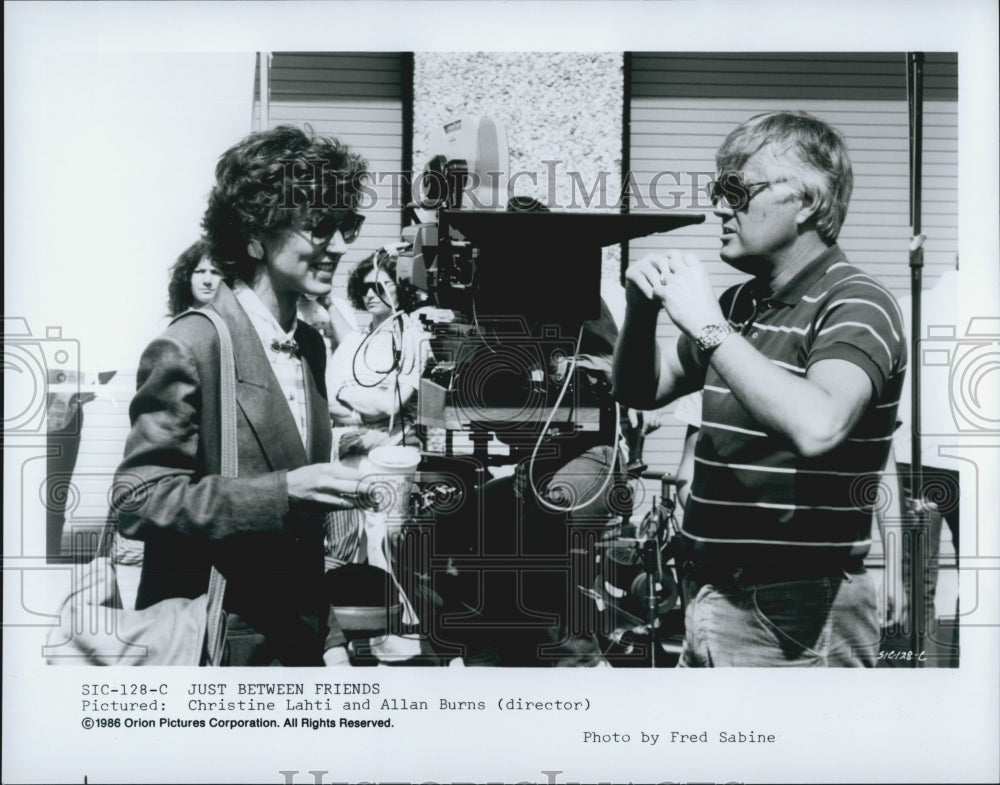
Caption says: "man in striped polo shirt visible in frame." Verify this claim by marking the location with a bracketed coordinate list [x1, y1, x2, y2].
[613, 111, 906, 667]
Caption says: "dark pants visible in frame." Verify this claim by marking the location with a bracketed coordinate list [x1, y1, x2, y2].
[897, 464, 959, 565]
[46, 406, 84, 563]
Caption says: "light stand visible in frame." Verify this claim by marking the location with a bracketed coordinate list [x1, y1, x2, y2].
[906, 51, 929, 667]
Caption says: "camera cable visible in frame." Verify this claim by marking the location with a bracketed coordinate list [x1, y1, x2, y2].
[526, 324, 622, 514]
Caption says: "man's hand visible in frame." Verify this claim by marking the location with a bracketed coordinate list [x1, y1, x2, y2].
[882, 567, 909, 628]
[624, 251, 726, 338]
[655, 251, 727, 339]
[286, 462, 361, 509]
[624, 254, 670, 309]
[616, 255, 697, 410]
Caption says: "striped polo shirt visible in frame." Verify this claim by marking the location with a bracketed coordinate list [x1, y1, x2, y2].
[678, 245, 907, 565]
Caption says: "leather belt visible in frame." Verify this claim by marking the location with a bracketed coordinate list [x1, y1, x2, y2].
[683, 558, 864, 588]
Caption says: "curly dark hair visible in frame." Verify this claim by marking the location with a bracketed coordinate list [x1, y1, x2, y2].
[201, 124, 369, 282]
[166, 239, 221, 316]
[346, 250, 421, 313]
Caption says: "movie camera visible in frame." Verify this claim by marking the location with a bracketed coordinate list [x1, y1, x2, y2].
[371, 119, 704, 665]
[389, 117, 705, 452]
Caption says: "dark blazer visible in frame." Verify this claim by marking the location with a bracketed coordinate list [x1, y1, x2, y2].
[115, 282, 343, 665]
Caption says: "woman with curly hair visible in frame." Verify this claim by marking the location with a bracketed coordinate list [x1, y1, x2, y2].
[113, 124, 369, 666]
[166, 239, 224, 316]
[328, 248, 426, 450]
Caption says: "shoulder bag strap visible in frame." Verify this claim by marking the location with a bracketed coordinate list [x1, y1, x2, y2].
[172, 307, 237, 666]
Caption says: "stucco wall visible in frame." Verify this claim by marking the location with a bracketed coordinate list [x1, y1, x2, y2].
[414, 52, 624, 276]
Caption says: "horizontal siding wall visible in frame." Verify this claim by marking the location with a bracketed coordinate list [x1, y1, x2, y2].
[626, 53, 958, 488]
[259, 52, 407, 306]
[58, 374, 137, 548]
[630, 52, 958, 101]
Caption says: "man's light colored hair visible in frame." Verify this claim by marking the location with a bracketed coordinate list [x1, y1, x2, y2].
[716, 111, 853, 243]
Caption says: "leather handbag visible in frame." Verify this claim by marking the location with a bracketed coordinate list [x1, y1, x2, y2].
[45, 308, 236, 666]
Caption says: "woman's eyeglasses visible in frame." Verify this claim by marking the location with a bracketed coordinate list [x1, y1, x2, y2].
[708, 171, 775, 210]
[361, 280, 395, 298]
[304, 211, 365, 244]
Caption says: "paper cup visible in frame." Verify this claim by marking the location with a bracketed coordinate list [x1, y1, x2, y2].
[362, 445, 421, 517]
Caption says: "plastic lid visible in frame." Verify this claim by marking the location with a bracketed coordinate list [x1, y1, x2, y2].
[367, 445, 421, 471]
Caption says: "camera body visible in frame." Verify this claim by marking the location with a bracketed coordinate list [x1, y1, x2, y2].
[377, 118, 708, 663]
[417, 317, 605, 444]
[391, 117, 705, 442]
[397, 220, 479, 316]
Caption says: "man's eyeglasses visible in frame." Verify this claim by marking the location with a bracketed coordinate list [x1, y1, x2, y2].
[708, 171, 775, 210]
[361, 280, 395, 298]
[303, 211, 365, 244]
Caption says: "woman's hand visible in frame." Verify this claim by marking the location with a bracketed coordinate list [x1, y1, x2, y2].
[286, 462, 362, 509]
[360, 429, 392, 451]
[329, 394, 358, 421]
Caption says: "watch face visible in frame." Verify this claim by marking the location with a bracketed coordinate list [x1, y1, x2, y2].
[697, 324, 729, 351]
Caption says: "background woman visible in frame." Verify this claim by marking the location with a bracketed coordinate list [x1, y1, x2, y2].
[328, 249, 428, 457]
[323, 249, 430, 569]
[166, 238, 224, 316]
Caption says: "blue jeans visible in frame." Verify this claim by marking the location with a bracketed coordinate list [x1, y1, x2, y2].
[679, 569, 879, 667]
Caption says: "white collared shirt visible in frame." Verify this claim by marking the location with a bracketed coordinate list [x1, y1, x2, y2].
[232, 280, 309, 449]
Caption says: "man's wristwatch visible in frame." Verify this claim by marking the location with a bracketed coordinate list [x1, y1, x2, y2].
[694, 322, 734, 354]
